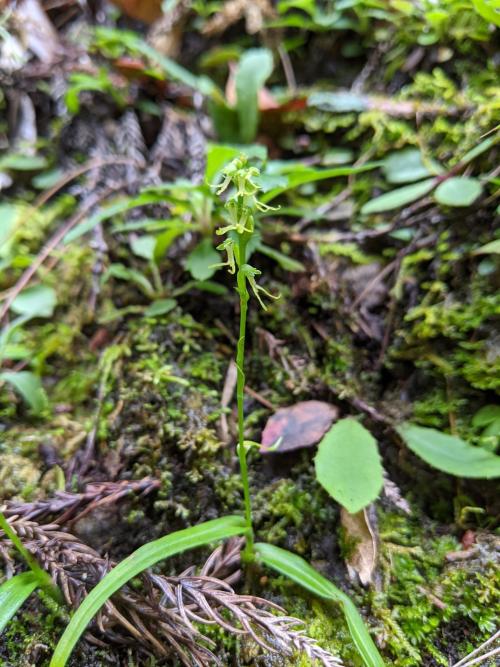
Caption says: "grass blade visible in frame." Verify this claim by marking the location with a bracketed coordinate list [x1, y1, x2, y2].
[255, 542, 385, 667]
[0, 572, 38, 633]
[50, 515, 247, 666]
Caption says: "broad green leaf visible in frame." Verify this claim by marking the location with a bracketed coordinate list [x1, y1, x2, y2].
[10, 285, 57, 318]
[257, 243, 305, 272]
[144, 299, 177, 317]
[472, 0, 500, 26]
[235, 48, 274, 143]
[473, 239, 500, 255]
[434, 177, 482, 207]
[315, 418, 383, 513]
[50, 515, 247, 667]
[185, 238, 220, 281]
[255, 543, 385, 667]
[130, 235, 156, 261]
[361, 178, 435, 215]
[0, 371, 48, 414]
[0, 572, 39, 633]
[397, 423, 500, 478]
[382, 149, 443, 184]
[262, 163, 379, 203]
[472, 405, 500, 427]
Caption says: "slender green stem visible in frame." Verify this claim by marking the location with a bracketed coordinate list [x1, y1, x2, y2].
[236, 232, 254, 560]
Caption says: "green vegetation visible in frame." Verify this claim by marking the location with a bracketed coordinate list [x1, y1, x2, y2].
[0, 0, 499, 665]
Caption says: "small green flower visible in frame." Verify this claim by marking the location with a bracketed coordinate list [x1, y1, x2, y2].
[212, 238, 236, 274]
[241, 264, 280, 310]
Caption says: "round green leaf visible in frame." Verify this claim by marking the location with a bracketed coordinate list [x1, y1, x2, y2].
[397, 423, 500, 478]
[314, 418, 383, 513]
[382, 148, 443, 184]
[434, 177, 482, 207]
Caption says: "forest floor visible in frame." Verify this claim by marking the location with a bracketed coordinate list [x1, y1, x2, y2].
[0, 1, 499, 666]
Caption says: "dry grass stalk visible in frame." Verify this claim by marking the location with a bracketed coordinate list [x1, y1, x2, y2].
[1, 483, 342, 667]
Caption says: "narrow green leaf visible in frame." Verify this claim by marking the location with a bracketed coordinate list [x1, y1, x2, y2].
[397, 423, 500, 478]
[94, 28, 221, 100]
[50, 516, 247, 667]
[308, 91, 369, 113]
[460, 136, 497, 164]
[361, 178, 435, 215]
[0, 371, 48, 414]
[102, 264, 155, 298]
[0, 154, 47, 171]
[0, 573, 38, 633]
[257, 243, 306, 272]
[315, 419, 383, 513]
[262, 163, 379, 203]
[434, 177, 482, 207]
[235, 49, 274, 143]
[255, 543, 385, 667]
[64, 193, 167, 244]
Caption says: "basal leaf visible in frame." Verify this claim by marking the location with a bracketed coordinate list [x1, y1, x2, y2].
[0, 371, 48, 414]
[361, 178, 436, 215]
[0, 572, 39, 633]
[50, 516, 247, 667]
[255, 543, 385, 667]
[235, 48, 274, 143]
[315, 418, 383, 513]
[397, 423, 500, 478]
[434, 177, 482, 207]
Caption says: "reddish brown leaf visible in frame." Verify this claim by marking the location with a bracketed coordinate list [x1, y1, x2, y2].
[261, 401, 339, 452]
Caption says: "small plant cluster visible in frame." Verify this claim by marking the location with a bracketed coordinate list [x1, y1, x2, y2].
[0, 156, 384, 667]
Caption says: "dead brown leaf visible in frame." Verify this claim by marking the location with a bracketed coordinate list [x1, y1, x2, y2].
[261, 401, 339, 452]
[340, 506, 378, 586]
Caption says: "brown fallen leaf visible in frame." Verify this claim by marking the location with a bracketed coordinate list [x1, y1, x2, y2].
[261, 400, 339, 452]
[109, 0, 163, 23]
[340, 507, 378, 587]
